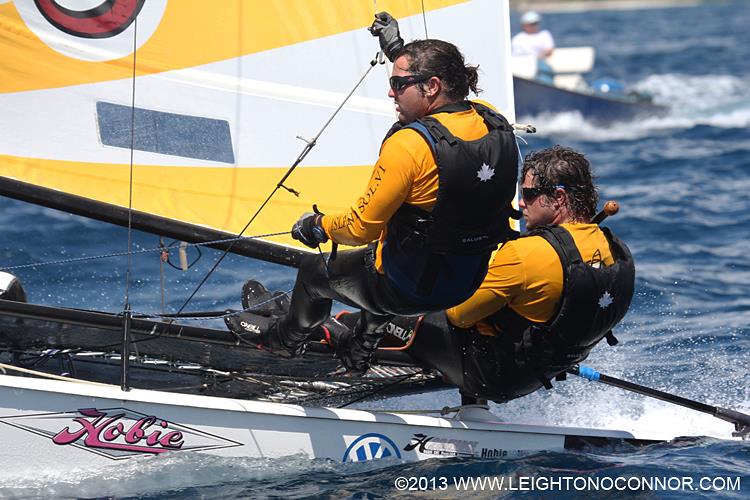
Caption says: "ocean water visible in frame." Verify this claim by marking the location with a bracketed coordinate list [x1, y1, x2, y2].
[1, 1, 749, 498]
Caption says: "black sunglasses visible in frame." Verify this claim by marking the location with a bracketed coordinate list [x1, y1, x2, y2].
[389, 74, 431, 93]
[521, 185, 565, 202]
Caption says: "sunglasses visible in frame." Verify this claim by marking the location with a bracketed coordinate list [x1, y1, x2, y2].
[389, 74, 431, 93]
[521, 185, 565, 202]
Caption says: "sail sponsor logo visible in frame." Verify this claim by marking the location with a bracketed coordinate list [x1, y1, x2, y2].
[0, 408, 242, 460]
[15, 0, 167, 61]
[404, 433, 478, 458]
[356, 165, 386, 214]
[33, 0, 146, 39]
[343, 433, 401, 462]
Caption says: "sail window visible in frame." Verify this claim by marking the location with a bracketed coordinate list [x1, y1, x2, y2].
[96, 102, 235, 164]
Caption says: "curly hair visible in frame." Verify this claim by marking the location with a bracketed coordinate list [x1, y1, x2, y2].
[395, 39, 481, 101]
[522, 146, 599, 221]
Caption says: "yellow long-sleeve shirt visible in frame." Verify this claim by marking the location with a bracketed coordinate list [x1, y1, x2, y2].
[446, 223, 615, 331]
[320, 103, 495, 273]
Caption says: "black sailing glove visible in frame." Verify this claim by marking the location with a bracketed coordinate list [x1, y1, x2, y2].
[336, 330, 380, 376]
[291, 213, 328, 248]
[369, 11, 404, 62]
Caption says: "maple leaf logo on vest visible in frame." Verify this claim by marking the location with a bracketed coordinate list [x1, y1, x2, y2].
[476, 163, 495, 182]
[598, 291, 613, 308]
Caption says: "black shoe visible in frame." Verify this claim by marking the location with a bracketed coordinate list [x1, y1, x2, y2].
[320, 316, 351, 351]
[321, 316, 378, 376]
[225, 311, 305, 357]
[241, 280, 290, 316]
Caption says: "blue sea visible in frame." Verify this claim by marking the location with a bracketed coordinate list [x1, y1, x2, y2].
[1, 1, 749, 498]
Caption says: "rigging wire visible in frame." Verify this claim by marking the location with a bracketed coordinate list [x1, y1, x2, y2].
[118, 15, 141, 392]
[159, 236, 166, 313]
[0, 231, 289, 271]
[174, 55, 385, 315]
[124, 17, 138, 311]
[421, 0, 429, 38]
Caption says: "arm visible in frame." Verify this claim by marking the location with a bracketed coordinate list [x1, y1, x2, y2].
[446, 243, 525, 328]
[539, 31, 554, 58]
[321, 131, 420, 246]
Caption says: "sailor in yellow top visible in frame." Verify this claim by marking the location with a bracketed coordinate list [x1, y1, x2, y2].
[446, 222, 615, 333]
[393, 145, 635, 402]
[319, 146, 634, 403]
[226, 14, 519, 374]
[321, 97, 508, 274]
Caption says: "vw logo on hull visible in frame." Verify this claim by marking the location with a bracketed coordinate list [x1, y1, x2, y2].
[343, 433, 401, 462]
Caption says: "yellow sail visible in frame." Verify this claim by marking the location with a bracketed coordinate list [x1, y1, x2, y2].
[0, 0, 515, 265]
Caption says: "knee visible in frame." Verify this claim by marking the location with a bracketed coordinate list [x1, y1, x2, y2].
[297, 254, 327, 283]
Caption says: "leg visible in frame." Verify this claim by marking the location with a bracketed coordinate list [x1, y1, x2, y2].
[405, 312, 465, 389]
[277, 247, 394, 353]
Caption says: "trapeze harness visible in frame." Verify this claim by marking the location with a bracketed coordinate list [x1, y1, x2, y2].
[462, 224, 635, 402]
[380, 102, 519, 308]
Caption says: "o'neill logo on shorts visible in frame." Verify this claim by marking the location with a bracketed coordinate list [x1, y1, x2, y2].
[342, 433, 402, 462]
[0, 408, 242, 460]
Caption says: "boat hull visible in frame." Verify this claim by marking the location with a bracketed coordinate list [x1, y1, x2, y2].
[0, 374, 653, 473]
[513, 76, 667, 124]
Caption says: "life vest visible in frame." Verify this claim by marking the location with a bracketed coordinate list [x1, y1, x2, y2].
[380, 102, 519, 308]
[463, 224, 635, 402]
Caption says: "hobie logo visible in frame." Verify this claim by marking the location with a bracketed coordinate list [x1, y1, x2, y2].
[342, 433, 401, 462]
[0, 407, 242, 460]
[15, 0, 167, 61]
[52, 408, 184, 453]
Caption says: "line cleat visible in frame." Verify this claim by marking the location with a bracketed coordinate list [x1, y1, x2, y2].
[225, 311, 305, 358]
[241, 279, 289, 316]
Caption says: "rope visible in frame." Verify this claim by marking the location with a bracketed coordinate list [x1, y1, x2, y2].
[0, 232, 289, 271]
[0, 362, 112, 386]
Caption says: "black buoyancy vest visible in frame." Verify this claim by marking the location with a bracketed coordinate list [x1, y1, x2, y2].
[480, 225, 635, 401]
[380, 102, 519, 306]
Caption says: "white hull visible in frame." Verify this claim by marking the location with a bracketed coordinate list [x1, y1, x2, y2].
[0, 374, 644, 473]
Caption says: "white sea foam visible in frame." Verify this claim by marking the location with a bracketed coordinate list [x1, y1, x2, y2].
[0, 453, 342, 498]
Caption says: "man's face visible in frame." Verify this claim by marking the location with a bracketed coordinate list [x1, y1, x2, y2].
[522, 22, 540, 34]
[518, 170, 558, 230]
[388, 55, 431, 123]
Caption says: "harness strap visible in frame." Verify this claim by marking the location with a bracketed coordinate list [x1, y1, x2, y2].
[605, 331, 619, 346]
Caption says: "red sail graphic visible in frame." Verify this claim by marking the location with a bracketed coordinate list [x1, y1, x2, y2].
[34, 0, 145, 38]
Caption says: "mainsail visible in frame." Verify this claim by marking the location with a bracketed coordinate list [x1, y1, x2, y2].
[0, 0, 515, 267]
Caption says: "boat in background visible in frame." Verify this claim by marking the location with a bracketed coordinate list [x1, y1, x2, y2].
[513, 47, 668, 124]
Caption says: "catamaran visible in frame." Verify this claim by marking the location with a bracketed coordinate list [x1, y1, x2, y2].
[0, 0, 746, 476]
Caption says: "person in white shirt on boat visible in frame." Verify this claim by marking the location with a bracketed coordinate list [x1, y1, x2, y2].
[511, 11, 554, 58]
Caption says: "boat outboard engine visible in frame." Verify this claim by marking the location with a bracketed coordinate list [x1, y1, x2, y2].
[0, 271, 26, 302]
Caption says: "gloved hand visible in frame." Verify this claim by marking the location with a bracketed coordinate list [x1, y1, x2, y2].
[335, 330, 379, 376]
[369, 11, 404, 62]
[291, 212, 328, 248]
